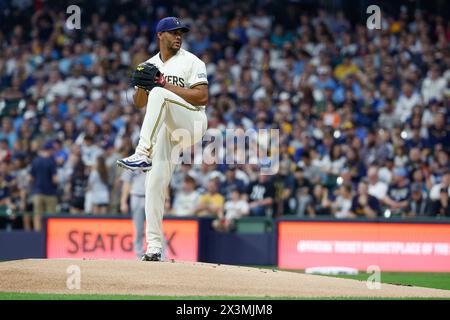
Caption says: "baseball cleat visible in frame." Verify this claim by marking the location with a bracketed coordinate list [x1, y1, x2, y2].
[141, 253, 162, 261]
[117, 153, 152, 171]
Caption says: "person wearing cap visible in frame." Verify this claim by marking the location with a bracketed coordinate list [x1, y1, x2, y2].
[382, 167, 411, 217]
[117, 17, 209, 261]
[406, 183, 429, 217]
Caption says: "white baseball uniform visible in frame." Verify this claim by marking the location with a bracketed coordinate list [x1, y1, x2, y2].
[136, 48, 208, 254]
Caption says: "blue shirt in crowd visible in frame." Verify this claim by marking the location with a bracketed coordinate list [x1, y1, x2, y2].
[30, 155, 58, 196]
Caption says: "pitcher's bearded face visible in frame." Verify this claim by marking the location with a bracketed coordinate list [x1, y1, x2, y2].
[159, 29, 184, 53]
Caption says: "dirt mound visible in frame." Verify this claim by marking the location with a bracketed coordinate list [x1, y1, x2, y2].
[0, 259, 449, 298]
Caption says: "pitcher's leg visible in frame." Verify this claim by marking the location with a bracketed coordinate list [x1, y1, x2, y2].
[144, 125, 177, 254]
[118, 88, 202, 172]
[117, 87, 169, 171]
[165, 104, 207, 149]
[138, 87, 206, 153]
[135, 87, 169, 157]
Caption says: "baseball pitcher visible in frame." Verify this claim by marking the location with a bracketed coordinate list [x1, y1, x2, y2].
[117, 17, 208, 261]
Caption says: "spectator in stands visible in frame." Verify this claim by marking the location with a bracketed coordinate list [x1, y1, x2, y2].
[170, 163, 195, 194]
[273, 160, 297, 216]
[195, 179, 224, 218]
[67, 156, 88, 214]
[193, 162, 224, 191]
[421, 64, 447, 104]
[171, 175, 200, 217]
[406, 183, 430, 217]
[29, 142, 58, 231]
[292, 167, 313, 216]
[86, 155, 109, 214]
[427, 112, 449, 150]
[0, 117, 17, 148]
[406, 148, 426, 177]
[219, 165, 246, 200]
[246, 174, 275, 217]
[0, 160, 14, 214]
[212, 187, 249, 232]
[378, 156, 395, 185]
[334, 54, 360, 81]
[383, 167, 411, 217]
[350, 181, 380, 218]
[395, 82, 422, 122]
[411, 168, 429, 195]
[297, 151, 322, 185]
[305, 184, 332, 217]
[0, 139, 11, 162]
[429, 150, 449, 185]
[344, 146, 366, 184]
[378, 102, 400, 130]
[80, 134, 104, 167]
[367, 166, 388, 201]
[323, 144, 347, 187]
[332, 184, 355, 219]
[10, 153, 32, 229]
[429, 172, 450, 217]
[439, 174, 450, 217]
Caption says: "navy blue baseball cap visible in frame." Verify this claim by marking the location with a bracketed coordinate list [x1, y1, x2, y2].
[156, 17, 190, 33]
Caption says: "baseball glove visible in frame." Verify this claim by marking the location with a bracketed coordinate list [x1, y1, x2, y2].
[130, 62, 166, 92]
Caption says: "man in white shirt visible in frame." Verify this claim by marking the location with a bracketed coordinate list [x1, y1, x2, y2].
[367, 166, 388, 200]
[116, 17, 209, 261]
[213, 188, 250, 233]
[395, 82, 422, 122]
[421, 65, 447, 104]
[171, 175, 200, 217]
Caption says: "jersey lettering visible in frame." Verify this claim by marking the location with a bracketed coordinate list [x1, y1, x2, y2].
[165, 75, 185, 88]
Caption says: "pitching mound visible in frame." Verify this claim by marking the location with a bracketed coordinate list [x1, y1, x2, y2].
[0, 259, 449, 298]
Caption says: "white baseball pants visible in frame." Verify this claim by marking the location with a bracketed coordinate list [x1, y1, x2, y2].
[136, 87, 207, 253]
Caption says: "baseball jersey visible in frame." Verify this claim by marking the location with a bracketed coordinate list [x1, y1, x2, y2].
[145, 48, 208, 107]
[120, 170, 146, 196]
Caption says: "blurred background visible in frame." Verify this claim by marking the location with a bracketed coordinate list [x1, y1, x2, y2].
[0, 0, 449, 269]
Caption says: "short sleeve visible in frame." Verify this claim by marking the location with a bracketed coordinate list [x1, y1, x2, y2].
[188, 59, 208, 88]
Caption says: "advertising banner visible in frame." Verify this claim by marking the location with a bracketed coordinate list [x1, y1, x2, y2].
[46, 218, 198, 261]
[278, 221, 450, 272]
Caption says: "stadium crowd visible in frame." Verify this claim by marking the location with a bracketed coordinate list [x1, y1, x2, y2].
[0, 0, 449, 231]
